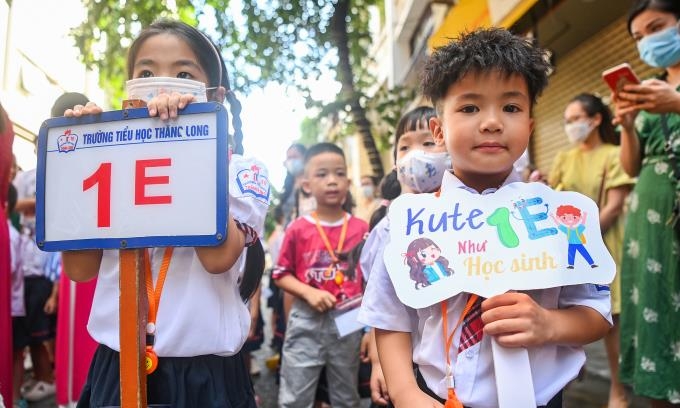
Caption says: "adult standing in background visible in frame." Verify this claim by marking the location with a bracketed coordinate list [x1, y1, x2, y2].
[355, 175, 382, 223]
[613, 0, 680, 405]
[549, 93, 634, 408]
[0, 102, 16, 408]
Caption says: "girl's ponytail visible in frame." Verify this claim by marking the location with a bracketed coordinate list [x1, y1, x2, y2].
[226, 91, 244, 155]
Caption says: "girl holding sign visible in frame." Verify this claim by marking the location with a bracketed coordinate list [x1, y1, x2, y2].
[63, 20, 268, 408]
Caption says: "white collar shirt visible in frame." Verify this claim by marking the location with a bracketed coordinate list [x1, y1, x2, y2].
[359, 170, 612, 407]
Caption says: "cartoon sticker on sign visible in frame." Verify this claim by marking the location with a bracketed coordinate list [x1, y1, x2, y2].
[384, 182, 615, 309]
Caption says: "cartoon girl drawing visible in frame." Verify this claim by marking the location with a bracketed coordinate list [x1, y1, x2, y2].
[404, 238, 454, 289]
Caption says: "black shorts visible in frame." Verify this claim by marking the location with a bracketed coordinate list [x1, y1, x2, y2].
[13, 276, 54, 348]
[77, 345, 257, 408]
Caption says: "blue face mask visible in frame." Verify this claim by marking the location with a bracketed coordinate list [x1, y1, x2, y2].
[637, 24, 680, 68]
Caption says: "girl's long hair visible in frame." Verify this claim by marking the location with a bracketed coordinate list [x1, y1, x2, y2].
[127, 20, 262, 301]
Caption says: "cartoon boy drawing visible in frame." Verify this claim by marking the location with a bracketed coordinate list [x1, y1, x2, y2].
[404, 238, 454, 289]
[550, 204, 598, 269]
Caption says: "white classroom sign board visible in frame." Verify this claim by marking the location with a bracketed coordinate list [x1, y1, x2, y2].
[36, 102, 228, 251]
[385, 182, 616, 308]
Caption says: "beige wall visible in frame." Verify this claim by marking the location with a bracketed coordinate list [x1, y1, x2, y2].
[531, 15, 660, 175]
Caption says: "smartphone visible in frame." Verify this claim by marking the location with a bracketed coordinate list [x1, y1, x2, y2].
[602, 63, 641, 94]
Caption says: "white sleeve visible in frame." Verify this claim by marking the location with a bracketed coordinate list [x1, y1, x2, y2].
[358, 239, 415, 332]
[559, 283, 613, 325]
[359, 217, 389, 281]
[228, 154, 271, 236]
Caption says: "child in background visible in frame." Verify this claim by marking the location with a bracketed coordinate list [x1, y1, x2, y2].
[357, 106, 449, 406]
[273, 142, 369, 408]
[63, 19, 269, 407]
[359, 28, 612, 407]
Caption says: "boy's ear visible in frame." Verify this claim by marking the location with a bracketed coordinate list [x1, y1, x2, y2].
[300, 177, 311, 195]
[429, 117, 444, 145]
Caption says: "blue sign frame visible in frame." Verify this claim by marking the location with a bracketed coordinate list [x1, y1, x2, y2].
[35, 102, 228, 251]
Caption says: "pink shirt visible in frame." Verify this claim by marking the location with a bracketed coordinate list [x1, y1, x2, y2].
[273, 213, 368, 302]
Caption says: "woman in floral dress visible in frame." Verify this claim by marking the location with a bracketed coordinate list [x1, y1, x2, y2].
[613, 1, 680, 406]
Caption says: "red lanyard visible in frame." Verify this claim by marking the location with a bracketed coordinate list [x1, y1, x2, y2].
[311, 212, 348, 285]
[440, 295, 478, 408]
[143, 247, 173, 374]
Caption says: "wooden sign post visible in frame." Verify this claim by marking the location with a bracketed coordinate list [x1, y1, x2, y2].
[35, 102, 228, 407]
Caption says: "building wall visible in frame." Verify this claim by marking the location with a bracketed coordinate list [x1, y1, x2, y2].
[531, 15, 659, 174]
[0, 0, 105, 171]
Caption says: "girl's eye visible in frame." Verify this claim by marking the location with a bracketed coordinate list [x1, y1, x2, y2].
[139, 70, 154, 78]
[423, 141, 435, 147]
[398, 145, 409, 152]
[419, 252, 426, 259]
[177, 72, 193, 79]
[504, 104, 521, 113]
[460, 105, 479, 113]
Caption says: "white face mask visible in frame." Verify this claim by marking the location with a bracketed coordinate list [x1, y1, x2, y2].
[125, 77, 208, 103]
[396, 150, 451, 193]
[361, 185, 375, 199]
[284, 158, 304, 177]
[564, 121, 593, 144]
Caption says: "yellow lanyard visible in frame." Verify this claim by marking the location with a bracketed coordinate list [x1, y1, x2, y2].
[143, 247, 173, 374]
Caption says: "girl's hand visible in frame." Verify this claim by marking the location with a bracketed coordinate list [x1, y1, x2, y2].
[147, 91, 196, 121]
[369, 361, 391, 406]
[302, 287, 336, 313]
[64, 101, 103, 117]
[481, 292, 552, 348]
[617, 79, 680, 115]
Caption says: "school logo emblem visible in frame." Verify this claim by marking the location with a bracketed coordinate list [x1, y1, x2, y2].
[236, 164, 270, 203]
[57, 129, 78, 153]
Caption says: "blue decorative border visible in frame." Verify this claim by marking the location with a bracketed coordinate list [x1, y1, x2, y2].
[35, 102, 228, 251]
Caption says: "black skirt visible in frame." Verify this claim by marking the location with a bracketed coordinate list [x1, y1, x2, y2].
[78, 344, 257, 408]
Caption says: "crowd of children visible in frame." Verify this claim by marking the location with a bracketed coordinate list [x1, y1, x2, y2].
[2, 0, 679, 406]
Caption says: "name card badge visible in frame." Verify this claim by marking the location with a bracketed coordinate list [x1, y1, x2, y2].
[36, 102, 229, 251]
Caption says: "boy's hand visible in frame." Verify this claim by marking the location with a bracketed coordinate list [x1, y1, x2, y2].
[64, 101, 103, 117]
[302, 287, 336, 313]
[481, 292, 552, 348]
[147, 92, 196, 121]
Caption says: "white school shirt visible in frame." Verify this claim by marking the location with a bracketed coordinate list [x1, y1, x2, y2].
[14, 169, 36, 231]
[87, 154, 270, 357]
[358, 170, 613, 407]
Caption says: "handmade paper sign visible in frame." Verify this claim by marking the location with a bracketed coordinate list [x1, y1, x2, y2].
[35, 102, 232, 251]
[384, 181, 615, 308]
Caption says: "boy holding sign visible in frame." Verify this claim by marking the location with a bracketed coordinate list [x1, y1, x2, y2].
[359, 28, 612, 408]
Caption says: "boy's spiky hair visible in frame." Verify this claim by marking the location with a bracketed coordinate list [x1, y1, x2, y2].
[304, 142, 346, 164]
[421, 28, 552, 113]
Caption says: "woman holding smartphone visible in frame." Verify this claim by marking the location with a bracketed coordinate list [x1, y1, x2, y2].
[612, 0, 680, 406]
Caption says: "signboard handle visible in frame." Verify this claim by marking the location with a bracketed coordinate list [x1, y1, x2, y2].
[119, 248, 148, 408]
[491, 337, 536, 407]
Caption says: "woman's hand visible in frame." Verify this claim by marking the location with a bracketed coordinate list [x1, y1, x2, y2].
[481, 292, 552, 348]
[617, 79, 680, 115]
[611, 91, 640, 131]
